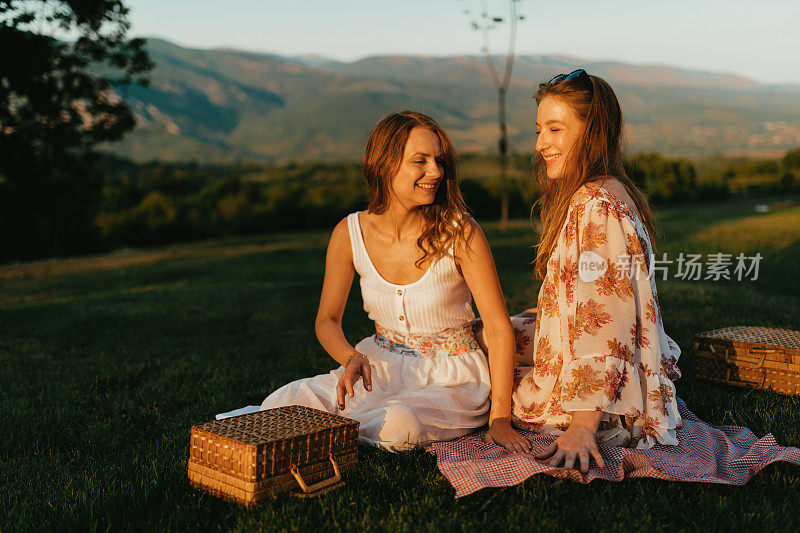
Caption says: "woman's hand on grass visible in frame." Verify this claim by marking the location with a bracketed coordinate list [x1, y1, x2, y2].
[484, 417, 532, 453]
[336, 354, 372, 410]
[535, 424, 605, 473]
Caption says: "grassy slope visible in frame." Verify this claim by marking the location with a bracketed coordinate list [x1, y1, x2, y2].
[1, 199, 799, 531]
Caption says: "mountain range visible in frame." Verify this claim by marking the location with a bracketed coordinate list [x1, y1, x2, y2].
[106, 38, 800, 163]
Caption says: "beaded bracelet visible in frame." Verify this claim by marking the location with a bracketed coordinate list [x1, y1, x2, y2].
[343, 352, 366, 368]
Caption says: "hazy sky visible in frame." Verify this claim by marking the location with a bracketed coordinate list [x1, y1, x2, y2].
[128, 0, 800, 84]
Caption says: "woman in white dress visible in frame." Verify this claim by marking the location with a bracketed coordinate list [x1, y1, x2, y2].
[259, 111, 530, 452]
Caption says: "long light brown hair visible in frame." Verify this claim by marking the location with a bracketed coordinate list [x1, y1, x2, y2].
[364, 111, 470, 266]
[532, 73, 658, 278]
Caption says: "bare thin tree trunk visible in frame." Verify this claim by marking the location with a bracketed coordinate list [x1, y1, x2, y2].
[498, 86, 509, 232]
[476, 0, 519, 232]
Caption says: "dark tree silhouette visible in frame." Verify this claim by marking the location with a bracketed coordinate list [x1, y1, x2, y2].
[0, 0, 152, 260]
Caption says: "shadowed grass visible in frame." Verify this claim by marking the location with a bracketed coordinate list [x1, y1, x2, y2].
[1, 200, 799, 531]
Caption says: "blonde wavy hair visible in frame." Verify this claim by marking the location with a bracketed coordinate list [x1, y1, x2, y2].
[364, 111, 470, 267]
[532, 74, 658, 278]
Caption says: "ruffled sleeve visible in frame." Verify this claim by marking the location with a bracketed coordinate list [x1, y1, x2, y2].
[559, 192, 681, 448]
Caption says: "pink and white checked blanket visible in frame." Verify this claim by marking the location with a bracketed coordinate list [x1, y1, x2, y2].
[428, 399, 800, 498]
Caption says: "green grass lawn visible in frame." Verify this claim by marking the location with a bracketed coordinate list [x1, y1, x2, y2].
[2, 197, 800, 531]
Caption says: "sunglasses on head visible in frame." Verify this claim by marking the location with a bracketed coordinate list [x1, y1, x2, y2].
[547, 68, 588, 84]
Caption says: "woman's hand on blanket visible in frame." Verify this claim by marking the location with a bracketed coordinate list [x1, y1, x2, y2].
[484, 418, 532, 453]
[536, 424, 605, 473]
[336, 354, 372, 410]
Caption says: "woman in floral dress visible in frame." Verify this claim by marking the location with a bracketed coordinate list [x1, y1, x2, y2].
[509, 70, 682, 472]
[431, 71, 799, 495]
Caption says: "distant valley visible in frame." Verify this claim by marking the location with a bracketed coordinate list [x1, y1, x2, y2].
[106, 38, 800, 163]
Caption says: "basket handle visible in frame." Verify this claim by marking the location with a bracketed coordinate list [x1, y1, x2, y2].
[710, 345, 767, 386]
[709, 344, 771, 369]
[290, 453, 341, 495]
[738, 350, 770, 369]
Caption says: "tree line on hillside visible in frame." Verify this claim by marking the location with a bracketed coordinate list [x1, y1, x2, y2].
[80, 149, 800, 254]
[3, 145, 799, 263]
[626, 150, 800, 202]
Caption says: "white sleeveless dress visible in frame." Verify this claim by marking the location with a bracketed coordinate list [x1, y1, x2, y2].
[257, 212, 492, 451]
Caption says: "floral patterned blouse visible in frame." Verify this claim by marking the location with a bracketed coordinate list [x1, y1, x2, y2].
[511, 184, 682, 449]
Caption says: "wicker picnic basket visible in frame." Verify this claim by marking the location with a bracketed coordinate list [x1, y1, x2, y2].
[694, 326, 800, 395]
[188, 405, 359, 505]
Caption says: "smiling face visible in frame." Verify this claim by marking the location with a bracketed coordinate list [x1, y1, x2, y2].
[535, 96, 585, 180]
[390, 127, 444, 208]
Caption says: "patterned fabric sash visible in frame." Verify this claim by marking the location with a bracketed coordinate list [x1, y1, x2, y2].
[374, 322, 481, 358]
